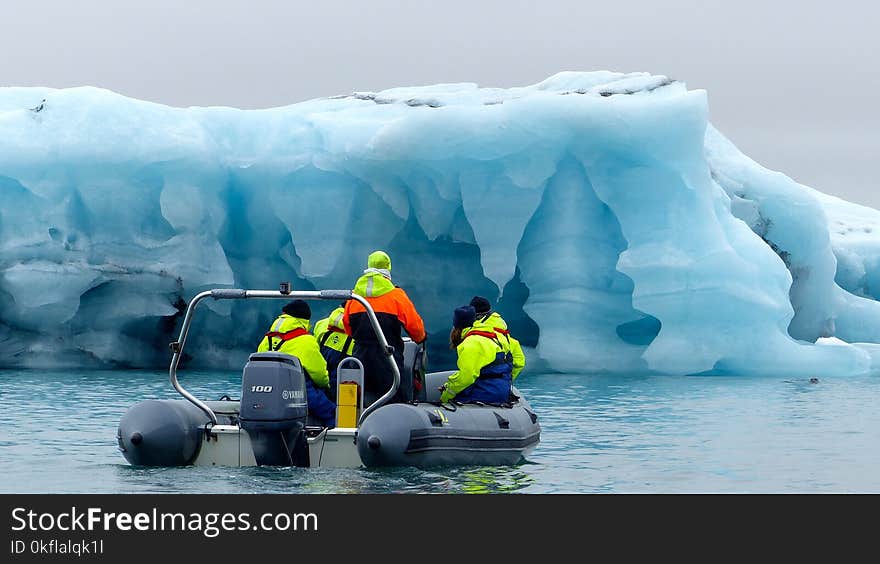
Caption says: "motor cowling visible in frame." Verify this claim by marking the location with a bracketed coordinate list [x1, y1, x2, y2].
[240, 352, 309, 466]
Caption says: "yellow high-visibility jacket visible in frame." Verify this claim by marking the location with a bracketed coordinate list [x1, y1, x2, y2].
[479, 312, 526, 379]
[257, 314, 330, 389]
[314, 307, 355, 355]
[441, 320, 508, 403]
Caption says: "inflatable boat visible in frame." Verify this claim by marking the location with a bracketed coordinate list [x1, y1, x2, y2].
[117, 285, 540, 468]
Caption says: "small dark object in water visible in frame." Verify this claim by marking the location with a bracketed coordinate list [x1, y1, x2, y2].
[809, 377, 819, 384]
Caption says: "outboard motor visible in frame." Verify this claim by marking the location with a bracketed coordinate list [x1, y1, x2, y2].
[240, 352, 309, 466]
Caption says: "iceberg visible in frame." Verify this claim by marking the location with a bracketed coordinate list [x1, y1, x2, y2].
[2, 71, 880, 375]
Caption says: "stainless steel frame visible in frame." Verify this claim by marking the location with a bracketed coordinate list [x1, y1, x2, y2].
[168, 288, 402, 426]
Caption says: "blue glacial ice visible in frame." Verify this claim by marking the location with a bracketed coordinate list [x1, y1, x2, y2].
[3, 71, 880, 375]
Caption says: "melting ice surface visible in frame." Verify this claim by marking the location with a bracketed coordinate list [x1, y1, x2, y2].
[3, 71, 880, 375]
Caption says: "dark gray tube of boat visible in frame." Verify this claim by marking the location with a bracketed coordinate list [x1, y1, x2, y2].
[356, 397, 540, 468]
[117, 400, 210, 466]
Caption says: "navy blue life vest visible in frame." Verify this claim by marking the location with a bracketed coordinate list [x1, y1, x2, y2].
[465, 330, 513, 380]
[319, 327, 353, 355]
[480, 351, 513, 379]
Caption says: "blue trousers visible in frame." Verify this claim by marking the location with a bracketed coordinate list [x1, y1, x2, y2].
[454, 375, 512, 404]
[306, 378, 336, 427]
[320, 346, 345, 400]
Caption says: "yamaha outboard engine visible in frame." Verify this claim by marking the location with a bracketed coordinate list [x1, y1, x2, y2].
[240, 352, 309, 466]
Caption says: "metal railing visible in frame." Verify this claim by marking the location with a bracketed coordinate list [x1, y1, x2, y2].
[168, 287, 401, 426]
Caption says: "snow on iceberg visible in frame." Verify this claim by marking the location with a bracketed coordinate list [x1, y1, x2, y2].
[1, 71, 879, 376]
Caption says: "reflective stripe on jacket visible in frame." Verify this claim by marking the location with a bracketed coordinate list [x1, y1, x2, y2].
[343, 272, 426, 350]
[315, 307, 355, 355]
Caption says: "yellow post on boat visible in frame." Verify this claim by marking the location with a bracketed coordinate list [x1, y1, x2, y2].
[337, 382, 359, 427]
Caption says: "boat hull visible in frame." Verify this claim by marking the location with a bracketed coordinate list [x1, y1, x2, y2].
[357, 393, 540, 468]
[118, 385, 540, 469]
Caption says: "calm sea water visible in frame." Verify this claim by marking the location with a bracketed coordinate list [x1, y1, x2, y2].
[2, 368, 879, 493]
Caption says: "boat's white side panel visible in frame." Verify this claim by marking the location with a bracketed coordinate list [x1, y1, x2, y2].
[308, 428, 361, 468]
[307, 429, 328, 466]
[192, 425, 257, 467]
[192, 424, 360, 468]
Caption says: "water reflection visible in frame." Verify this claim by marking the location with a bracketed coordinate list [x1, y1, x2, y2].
[449, 465, 535, 494]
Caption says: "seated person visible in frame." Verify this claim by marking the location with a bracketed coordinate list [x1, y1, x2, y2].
[313, 305, 355, 399]
[470, 296, 526, 380]
[439, 305, 513, 405]
[257, 299, 335, 427]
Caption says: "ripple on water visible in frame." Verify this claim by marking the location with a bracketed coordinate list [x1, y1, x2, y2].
[2, 370, 880, 493]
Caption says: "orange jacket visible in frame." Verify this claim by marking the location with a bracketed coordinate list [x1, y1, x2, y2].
[343, 286, 426, 347]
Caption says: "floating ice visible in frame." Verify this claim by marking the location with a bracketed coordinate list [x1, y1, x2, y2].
[2, 72, 880, 375]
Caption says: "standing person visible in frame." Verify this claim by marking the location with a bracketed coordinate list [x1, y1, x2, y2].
[469, 296, 526, 380]
[343, 250, 426, 405]
[439, 305, 513, 404]
[257, 299, 336, 427]
[313, 305, 355, 398]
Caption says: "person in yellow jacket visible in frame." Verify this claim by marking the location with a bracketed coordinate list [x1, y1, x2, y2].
[257, 299, 335, 427]
[313, 305, 355, 398]
[469, 296, 526, 379]
[439, 305, 513, 404]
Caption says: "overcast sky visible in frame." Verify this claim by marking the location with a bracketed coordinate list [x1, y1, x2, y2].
[2, 0, 877, 207]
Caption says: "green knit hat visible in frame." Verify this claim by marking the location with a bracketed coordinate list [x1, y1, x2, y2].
[367, 250, 391, 271]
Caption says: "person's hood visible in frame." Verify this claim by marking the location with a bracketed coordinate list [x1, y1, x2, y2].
[353, 271, 395, 297]
[363, 267, 391, 279]
[462, 318, 499, 338]
[327, 307, 346, 330]
[479, 311, 509, 330]
[276, 314, 311, 331]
